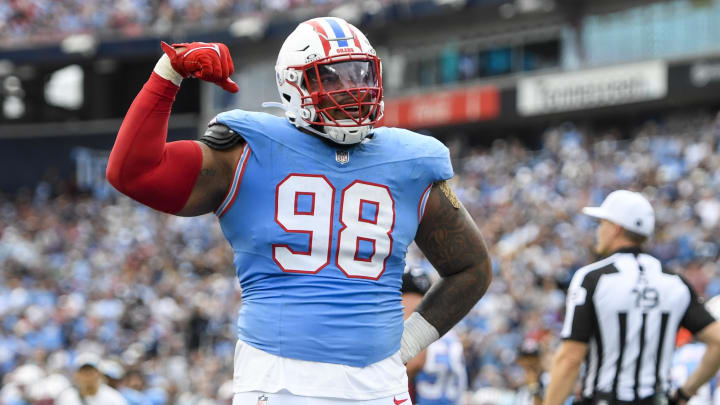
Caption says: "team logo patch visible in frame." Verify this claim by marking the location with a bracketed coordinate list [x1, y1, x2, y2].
[336, 150, 350, 164]
[257, 394, 268, 405]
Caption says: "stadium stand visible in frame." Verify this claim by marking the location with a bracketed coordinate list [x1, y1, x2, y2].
[0, 0, 514, 47]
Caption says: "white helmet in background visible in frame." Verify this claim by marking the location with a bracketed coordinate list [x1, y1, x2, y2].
[273, 17, 384, 145]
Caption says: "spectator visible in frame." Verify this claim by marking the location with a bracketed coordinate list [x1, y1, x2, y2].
[119, 369, 153, 405]
[55, 353, 128, 405]
[99, 359, 125, 389]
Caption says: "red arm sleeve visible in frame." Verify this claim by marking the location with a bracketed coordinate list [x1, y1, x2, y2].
[106, 72, 203, 214]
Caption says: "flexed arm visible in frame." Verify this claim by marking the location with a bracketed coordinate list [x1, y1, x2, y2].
[402, 181, 492, 363]
[106, 42, 240, 215]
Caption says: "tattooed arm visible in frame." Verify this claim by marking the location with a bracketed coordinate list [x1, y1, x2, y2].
[175, 141, 246, 216]
[413, 180, 492, 336]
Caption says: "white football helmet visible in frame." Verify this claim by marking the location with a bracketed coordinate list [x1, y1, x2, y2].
[270, 17, 383, 145]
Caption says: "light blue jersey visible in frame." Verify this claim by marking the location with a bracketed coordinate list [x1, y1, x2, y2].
[213, 110, 453, 367]
[415, 330, 467, 405]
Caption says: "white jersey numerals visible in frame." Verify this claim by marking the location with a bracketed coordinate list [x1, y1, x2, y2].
[336, 181, 394, 279]
[273, 174, 335, 273]
[273, 175, 395, 280]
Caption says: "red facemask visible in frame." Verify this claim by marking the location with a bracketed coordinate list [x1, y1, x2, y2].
[288, 53, 383, 128]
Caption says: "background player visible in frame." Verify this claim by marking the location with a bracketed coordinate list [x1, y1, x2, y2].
[671, 296, 720, 405]
[105, 17, 491, 405]
[401, 267, 468, 405]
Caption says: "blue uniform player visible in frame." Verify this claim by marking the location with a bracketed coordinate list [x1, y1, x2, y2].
[414, 333, 467, 405]
[671, 342, 717, 405]
[670, 296, 720, 405]
[107, 17, 492, 405]
[401, 268, 467, 405]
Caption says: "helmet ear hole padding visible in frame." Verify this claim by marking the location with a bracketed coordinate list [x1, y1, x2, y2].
[285, 71, 300, 84]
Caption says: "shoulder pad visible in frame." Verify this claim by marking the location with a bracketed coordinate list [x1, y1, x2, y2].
[199, 124, 244, 150]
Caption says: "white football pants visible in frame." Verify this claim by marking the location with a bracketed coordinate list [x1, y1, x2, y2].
[232, 390, 413, 405]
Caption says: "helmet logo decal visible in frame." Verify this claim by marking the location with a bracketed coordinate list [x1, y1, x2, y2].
[305, 20, 331, 56]
[306, 18, 362, 57]
[305, 53, 320, 63]
[348, 27, 363, 50]
[324, 18, 350, 47]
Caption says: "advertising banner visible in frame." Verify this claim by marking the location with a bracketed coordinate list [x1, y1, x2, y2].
[517, 61, 668, 116]
[382, 85, 500, 128]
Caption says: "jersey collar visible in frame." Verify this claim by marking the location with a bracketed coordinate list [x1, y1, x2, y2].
[606, 246, 644, 256]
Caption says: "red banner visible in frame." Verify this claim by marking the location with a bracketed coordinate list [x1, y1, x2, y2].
[380, 85, 500, 129]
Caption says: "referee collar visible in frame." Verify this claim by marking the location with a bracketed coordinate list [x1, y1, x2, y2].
[606, 246, 644, 257]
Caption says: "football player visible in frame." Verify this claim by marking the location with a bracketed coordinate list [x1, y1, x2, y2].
[670, 296, 720, 405]
[401, 268, 468, 405]
[106, 17, 491, 405]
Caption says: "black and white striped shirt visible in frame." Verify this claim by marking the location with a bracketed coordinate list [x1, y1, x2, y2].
[562, 247, 715, 402]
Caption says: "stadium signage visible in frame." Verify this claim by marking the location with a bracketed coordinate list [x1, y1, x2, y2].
[690, 60, 720, 87]
[381, 85, 500, 128]
[517, 61, 667, 116]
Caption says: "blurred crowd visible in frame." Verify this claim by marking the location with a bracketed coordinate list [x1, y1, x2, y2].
[0, 188, 239, 404]
[0, 0, 491, 46]
[1, 109, 720, 404]
[0, 0, 347, 43]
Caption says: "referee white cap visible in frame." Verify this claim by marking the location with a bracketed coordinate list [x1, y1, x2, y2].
[582, 190, 655, 237]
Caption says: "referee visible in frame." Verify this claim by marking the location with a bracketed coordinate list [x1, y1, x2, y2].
[543, 190, 720, 405]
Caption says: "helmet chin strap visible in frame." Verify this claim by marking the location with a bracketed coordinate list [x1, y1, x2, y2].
[262, 101, 371, 145]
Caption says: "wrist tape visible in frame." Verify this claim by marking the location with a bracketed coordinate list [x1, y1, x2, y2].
[400, 312, 439, 364]
[153, 54, 184, 87]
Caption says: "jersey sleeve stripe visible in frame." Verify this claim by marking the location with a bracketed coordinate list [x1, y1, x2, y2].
[215, 144, 251, 218]
[417, 183, 433, 223]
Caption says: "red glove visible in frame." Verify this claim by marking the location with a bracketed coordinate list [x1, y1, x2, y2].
[161, 41, 239, 93]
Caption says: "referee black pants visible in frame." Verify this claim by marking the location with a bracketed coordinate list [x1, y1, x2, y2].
[574, 396, 656, 405]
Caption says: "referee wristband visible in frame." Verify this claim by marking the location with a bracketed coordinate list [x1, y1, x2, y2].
[400, 312, 440, 364]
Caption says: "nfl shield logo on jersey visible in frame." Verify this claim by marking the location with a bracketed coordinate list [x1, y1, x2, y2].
[256, 394, 268, 405]
[335, 150, 350, 164]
